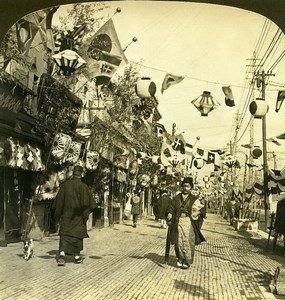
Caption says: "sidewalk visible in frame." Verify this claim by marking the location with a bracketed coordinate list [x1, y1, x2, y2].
[1, 213, 285, 300]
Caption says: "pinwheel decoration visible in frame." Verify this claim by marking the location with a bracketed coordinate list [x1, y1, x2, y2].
[191, 91, 221, 116]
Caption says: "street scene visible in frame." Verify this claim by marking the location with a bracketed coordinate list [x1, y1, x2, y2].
[1, 213, 285, 300]
[1, 1, 285, 299]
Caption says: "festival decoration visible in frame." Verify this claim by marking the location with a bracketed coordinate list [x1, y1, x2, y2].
[65, 141, 82, 164]
[251, 147, 262, 159]
[222, 86, 235, 107]
[249, 98, 269, 118]
[191, 91, 221, 116]
[51, 133, 72, 160]
[86, 150, 100, 170]
[52, 49, 86, 76]
[276, 90, 285, 112]
[135, 77, 156, 99]
[161, 73, 184, 94]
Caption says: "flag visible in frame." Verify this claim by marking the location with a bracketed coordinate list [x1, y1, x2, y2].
[161, 73, 184, 94]
[196, 148, 204, 157]
[267, 138, 281, 146]
[55, 22, 88, 53]
[276, 90, 285, 112]
[16, 19, 38, 55]
[222, 86, 235, 107]
[207, 152, 215, 164]
[276, 133, 285, 139]
[86, 18, 127, 84]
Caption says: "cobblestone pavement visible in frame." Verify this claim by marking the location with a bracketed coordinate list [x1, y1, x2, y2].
[1, 213, 285, 300]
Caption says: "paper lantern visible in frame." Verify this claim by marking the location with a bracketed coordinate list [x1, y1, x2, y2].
[52, 50, 86, 76]
[249, 98, 269, 118]
[193, 157, 204, 169]
[191, 91, 221, 116]
[251, 147, 262, 159]
[135, 77, 156, 98]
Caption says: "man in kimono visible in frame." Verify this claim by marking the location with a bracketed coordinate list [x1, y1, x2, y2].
[53, 165, 94, 266]
[166, 177, 206, 269]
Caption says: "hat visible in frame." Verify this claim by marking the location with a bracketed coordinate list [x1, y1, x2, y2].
[181, 177, 193, 187]
[73, 165, 83, 176]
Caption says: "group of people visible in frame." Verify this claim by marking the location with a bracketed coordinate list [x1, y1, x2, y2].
[52, 165, 206, 270]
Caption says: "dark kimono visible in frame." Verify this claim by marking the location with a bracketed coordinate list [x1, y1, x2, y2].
[53, 177, 94, 255]
[166, 192, 206, 264]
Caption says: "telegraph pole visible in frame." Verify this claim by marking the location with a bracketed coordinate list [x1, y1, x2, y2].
[255, 69, 275, 231]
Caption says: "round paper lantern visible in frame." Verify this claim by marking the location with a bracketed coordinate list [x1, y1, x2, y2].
[251, 147, 262, 158]
[249, 98, 269, 118]
[193, 157, 204, 169]
[135, 77, 156, 99]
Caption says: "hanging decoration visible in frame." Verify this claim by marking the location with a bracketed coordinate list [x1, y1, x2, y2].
[249, 98, 269, 118]
[191, 91, 221, 116]
[86, 150, 100, 170]
[222, 86, 235, 107]
[276, 90, 285, 113]
[135, 77, 156, 99]
[52, 49, 87, 76]
[251, 147, 262, 159]
[51, 133, 72, 160]
[65, 141, 82, 164]
[161, 73, 184, 94]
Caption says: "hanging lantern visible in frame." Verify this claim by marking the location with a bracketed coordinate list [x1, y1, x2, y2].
[191, 91, 221, 116]
[52, 49, 86, 76]
[135, 77, 156, 98]
[251, 147, 262, 159]
[249, 98, 269, 118]
[193, 157, 204, 169]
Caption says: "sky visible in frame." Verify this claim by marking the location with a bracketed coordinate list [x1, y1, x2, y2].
[54, 1, 285, 169]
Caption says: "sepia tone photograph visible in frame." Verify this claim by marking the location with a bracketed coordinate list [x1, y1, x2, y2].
[1, 0, 285, 299]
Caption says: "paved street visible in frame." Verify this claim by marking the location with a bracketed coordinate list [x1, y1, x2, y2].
[1, 213, 285, 300]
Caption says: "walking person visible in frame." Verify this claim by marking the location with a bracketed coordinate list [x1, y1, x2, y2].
[166, 177, 206, 269]
[157, 183, 172, 228]
[130, 190, 141, 228]
[52, 165, 95, 266]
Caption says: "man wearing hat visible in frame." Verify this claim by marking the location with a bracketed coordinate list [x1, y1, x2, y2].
[165, 177, 206, 269]
[53, 165, 95, 266]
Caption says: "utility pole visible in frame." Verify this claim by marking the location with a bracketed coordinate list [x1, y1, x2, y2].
[254, 69, 275, 231]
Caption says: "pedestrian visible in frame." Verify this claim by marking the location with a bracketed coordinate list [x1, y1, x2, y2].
[166, 177, 206, 269]
[52, 165, 95, 266]
[130, 189, 141, 228]
[157, 183, 172, 228]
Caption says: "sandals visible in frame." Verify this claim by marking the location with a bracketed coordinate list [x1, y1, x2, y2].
[57, 255, 66, 266]
[74, 256, 83, 264]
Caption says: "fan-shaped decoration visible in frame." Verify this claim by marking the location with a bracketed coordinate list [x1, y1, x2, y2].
[65, 141, 82, 164]
[249, 98, 269, 118]
[135, 77, 156, 99]
[86, 150, 100, 170]
[51, 133, 72, 160]
[191, 91, 221, 116]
